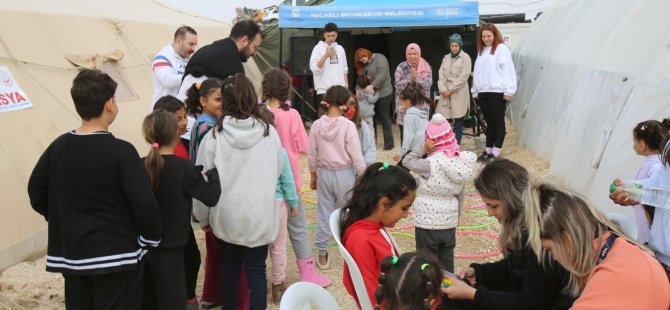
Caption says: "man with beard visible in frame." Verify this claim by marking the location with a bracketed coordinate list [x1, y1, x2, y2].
[151, 26, 198, 107]
[177, 20, 263, 101]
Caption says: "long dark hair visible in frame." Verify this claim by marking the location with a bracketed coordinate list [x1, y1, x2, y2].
[339, 163, 417, 238]
[142, 110, 179, 191]
[399, 82, 431, 107]
[261, 68, 291, 110]
[375, 252, 442, 310]
[184, 78, 222, 117]
[634, 118, 670, 152]
[214, 74, 269, 137]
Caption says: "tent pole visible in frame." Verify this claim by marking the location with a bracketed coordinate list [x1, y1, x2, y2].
[279, 27, 283, 69]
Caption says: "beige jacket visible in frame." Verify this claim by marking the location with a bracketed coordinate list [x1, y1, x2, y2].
[436, 52, 472, 119]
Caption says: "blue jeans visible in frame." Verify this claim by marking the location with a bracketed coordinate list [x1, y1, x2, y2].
[218, 239, 268, 310]
[453, 118, 464, 145]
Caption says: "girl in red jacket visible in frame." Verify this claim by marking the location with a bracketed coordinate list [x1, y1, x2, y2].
[339, 163, 418, 308]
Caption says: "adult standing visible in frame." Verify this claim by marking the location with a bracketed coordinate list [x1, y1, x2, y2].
[177, 19, 263, 310]
[437, 34, 472, 145]
[310, 22, 348, 108]
[151, 26, 198, 107]
[355, 48, 394, 150]
[177, 19, 263, 101]
[471, 23, 516, 162]
[394, 43, 432, 144]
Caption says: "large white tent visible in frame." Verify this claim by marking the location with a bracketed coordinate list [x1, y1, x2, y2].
[0, 0, 266, 271]
[511, 0, 670, 212]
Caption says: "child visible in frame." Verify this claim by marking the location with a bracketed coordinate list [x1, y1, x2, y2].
[402, 114, 476, 272]
[262, 69, 331, 287]
[355, 74, 378, 130]
[27, 69, 161, 309]
[152, 95, 201, 308]
[309, 85, 367, 269]
[344, 94, 376, 166]
[140, 111, 221, 310]
[375, 252, 443, 310]
[339, 163, 418, 308]
[628, 119, 668, 243]
[193, 74, 283, 310]
[183, 77, 224, 308]
[394, 82, 430, 162]
[153, 95, 189, 159]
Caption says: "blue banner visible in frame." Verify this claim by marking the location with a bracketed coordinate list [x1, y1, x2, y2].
[279, 2, 479, 28]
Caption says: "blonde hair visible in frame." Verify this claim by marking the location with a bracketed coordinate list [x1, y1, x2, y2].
[523, 179, 650, 295]
[474, 159, 529, 256]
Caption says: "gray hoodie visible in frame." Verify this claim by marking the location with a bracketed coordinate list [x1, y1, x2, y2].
[194, 116, 284, 247]
[398, 106, 429, 157]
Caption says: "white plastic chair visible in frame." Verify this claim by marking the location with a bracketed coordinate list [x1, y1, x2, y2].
[606, 212, 638, 239]
[329, 208, 375, 310]
[279, 281, 340, 310]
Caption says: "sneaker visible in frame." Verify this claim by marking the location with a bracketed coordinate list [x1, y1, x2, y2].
[317, 253, 330, 270]
[476, 151, 490, 163]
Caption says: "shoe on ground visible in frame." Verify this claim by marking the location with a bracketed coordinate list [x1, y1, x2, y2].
[272, 282, 287, 305]
[316, 253, 330, 270]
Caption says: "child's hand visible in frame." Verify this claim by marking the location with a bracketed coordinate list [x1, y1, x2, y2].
[423, 140, 436, 154]
[201, 225, 212, 232]
[457, 267, 477, 285]
[290, 207, 299, 217]
[442, 276, 476, 300]
[310, 178, 317, 190]
[609, 178, 639, 206]
[364, 85, 374, 93]
[393, 154, 401, 162]
[205, 167, 219, 183]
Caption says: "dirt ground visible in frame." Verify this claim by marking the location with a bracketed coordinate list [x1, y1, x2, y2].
[0, 119, 551, 309]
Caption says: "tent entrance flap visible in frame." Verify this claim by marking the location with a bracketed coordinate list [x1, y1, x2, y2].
[279, 2, 479, 28]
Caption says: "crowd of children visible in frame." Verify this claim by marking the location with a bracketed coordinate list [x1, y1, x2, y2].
[27, 23, 670, 310]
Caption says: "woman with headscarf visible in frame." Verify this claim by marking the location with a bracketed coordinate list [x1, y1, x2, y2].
[394, 43, 433, 144]
[437, 34, 472, 145]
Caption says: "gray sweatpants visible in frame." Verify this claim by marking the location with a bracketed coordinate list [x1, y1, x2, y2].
[415, 227, 457, 272]
[287, 198, 311, 260]
[315, 167, 356, 255]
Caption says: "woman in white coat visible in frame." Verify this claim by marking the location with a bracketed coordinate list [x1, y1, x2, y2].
[437, 34, 472, 145]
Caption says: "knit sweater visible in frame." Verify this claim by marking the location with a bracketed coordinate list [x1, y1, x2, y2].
[365, 53, 393, 97]
[308, 115, 366, 176]
[28, 131, 161, 275]
[343, 219, 400, 309]
[269, 107, 309, 195]
[193, 116, 284, 247]
[411, 151, 476, 230]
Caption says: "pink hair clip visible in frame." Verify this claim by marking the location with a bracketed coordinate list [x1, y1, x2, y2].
[152, 143, 159, 149]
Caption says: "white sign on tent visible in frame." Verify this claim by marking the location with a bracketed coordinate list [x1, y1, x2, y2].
[0, 66, 32, 113]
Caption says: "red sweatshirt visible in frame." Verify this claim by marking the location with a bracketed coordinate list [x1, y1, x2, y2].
[174, 140, 189, 160]
[343, 219, 399, 309]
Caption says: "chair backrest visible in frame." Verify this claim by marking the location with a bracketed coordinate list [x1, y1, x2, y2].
[279, 281, 340, 310]
[329, 208, 375, 310]
[606, 212, 638, 239]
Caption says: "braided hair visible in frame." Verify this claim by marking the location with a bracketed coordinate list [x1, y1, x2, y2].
[374, 252, 442, 310]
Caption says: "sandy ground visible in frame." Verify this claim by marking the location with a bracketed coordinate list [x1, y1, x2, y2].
[0, 119, 551, 309]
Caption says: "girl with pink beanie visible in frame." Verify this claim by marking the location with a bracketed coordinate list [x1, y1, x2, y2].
[401, 113, 477, 271]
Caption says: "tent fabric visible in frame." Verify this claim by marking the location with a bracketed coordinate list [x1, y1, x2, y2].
[278, 0, 479, 28]
[0, 0, 268, 271]
[510, 0, 670, 213]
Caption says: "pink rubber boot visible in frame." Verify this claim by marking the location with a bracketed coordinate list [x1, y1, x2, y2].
[297, 258, 331, 287]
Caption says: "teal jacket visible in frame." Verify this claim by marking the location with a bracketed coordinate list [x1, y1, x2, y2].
[276, 148, 298, 208]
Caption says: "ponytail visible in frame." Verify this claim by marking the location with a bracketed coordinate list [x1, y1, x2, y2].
[184, 78, 223, 117]
[142, 110, 179, 191]
[374, 253, 442, 310]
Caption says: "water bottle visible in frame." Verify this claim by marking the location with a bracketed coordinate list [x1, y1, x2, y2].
[609, 182, 670, 209]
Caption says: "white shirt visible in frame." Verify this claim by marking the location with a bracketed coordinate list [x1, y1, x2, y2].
[151, 43, 189, 107]
[310, 41, 348, 95]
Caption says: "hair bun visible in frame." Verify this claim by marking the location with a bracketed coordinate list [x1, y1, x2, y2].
[431, 113, 447, 125]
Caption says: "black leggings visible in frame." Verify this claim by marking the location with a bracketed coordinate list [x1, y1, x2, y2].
[478, 92, 506, 149]
[184, 227, 201, 299]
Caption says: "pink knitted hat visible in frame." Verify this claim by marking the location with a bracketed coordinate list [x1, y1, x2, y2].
[425, 113, 460, 157]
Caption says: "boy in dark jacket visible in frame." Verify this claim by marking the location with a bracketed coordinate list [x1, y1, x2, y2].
[27, 69, 162, 309]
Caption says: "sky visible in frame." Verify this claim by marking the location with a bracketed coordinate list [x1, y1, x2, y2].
[158, 0, 283, 24]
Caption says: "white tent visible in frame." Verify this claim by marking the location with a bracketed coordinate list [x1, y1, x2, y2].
[511, 0, 670, 212]
[0, 0, 265, 271]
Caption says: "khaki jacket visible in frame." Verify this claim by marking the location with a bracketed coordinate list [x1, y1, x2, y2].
[436, 52, 472, 119]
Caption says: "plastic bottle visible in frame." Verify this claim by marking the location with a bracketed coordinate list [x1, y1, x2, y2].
[610, 182, 670, 209]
